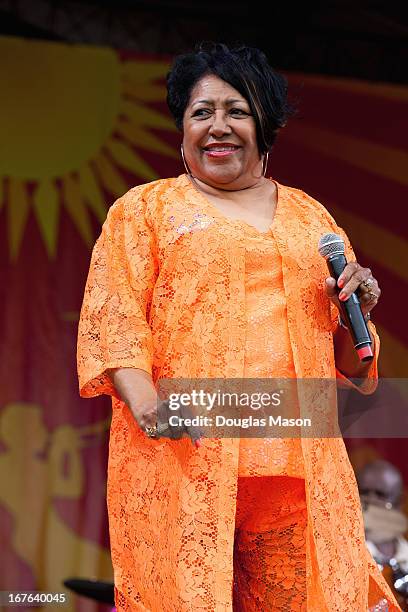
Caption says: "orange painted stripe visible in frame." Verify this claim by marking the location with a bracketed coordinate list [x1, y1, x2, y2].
[285, 123, 407, 187]
[327, 204, 408, 284]
[376, 325, 408, 378]
[273, 138, 407, 241]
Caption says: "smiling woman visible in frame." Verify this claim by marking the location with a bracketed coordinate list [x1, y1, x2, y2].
[166, 43, 296, 233]
[77, 42, 398, 611]
[178, 73, 280, 232]
[181, 75, 260, 186]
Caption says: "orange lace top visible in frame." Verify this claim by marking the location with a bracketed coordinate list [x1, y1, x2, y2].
[239, 225, 304, 478]
[77, 174, 400, 611]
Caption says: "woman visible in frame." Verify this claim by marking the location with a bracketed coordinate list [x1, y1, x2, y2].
[77, 43, 399, 611]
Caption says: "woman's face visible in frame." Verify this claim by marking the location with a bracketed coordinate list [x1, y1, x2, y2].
[182, 74, 263, 190]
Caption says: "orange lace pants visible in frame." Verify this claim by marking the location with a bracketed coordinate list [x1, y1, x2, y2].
[233, 476, 307, 611]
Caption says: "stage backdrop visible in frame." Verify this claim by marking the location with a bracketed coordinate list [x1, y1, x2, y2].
[0, 35, 407, 611]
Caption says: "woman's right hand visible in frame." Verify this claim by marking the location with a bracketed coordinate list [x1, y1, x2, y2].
[107, 367, 158, 432]
[107, 368, 202, 446]
[129, 382, 160, 433]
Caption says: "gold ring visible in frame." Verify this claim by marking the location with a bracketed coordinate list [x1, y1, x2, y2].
[145, 425, 159, 438]
[368, 290, 378, 301]
[361, 278, 374, 290]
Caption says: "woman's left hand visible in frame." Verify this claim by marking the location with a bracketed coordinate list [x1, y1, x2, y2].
[325, 262, 381, 317]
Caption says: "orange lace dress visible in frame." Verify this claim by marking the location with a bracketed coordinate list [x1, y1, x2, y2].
[77, 174, 400, 611]
[233, 225, 308, 610]
[238, 223, 304, 479]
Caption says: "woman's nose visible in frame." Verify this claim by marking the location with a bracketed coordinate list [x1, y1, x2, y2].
[208, 111, 232, 136]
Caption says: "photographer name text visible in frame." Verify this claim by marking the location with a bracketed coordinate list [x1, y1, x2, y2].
[168, 415, 312, 428]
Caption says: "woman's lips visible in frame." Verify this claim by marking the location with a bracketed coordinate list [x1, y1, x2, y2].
[203, 146, 241, 158]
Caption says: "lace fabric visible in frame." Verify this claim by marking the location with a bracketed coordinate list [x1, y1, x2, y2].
[238, 226, 304, 479]
[77, 174, 400, 611]
[233, 476, 307, 611]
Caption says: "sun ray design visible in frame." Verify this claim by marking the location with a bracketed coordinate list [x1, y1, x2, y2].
[92, 153, 129, 199]
[120, 99, 177, 131]
[8, 178, 30, 261]
[0, 37, 177, 258]
[117, 119, 178, 159]
[0, 179, 4, 210]
[32, 179, 60, 258]
[121, 60, 171, 82]
[62, 175, 93, 248]
[122, 80, 167, 102]
[106, 139, 158, 181]
[121, 60, 169, 102]
[77, 165, 107, 225]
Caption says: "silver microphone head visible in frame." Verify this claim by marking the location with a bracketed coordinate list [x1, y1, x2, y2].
[318, 233, 345, 260]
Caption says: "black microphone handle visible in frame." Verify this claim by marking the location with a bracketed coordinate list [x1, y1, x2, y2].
[326, 253, 373, 361]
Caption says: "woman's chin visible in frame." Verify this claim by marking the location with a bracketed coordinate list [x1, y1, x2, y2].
[195, 165, 243, 187]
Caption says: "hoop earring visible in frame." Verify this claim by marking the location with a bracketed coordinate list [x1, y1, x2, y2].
[181, 144, 193, 176]
[262, 151, 270, 177]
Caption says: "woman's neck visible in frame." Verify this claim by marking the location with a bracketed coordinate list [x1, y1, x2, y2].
[189, 174, 271, 204]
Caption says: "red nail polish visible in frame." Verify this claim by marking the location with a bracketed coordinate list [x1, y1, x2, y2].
[338, 279, 344, 288]
[339, 292, 346, 301]
[195, 439, 202, 448]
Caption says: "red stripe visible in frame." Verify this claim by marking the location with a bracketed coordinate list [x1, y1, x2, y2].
[287, 78, 408, 150]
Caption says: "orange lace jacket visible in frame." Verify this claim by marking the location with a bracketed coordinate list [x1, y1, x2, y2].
[77, 174, 399, 611]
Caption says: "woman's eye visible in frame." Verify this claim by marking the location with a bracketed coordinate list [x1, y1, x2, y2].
[230, 108, 249, 116]
[192, 109, 211, 117]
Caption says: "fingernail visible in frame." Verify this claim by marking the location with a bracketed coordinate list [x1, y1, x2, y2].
[338, 278, 344, 288]
[339, 291, 346, 301]
[194, 439, 202, 448]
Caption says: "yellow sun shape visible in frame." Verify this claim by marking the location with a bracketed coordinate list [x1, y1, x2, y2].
[0, 36, 177, 259]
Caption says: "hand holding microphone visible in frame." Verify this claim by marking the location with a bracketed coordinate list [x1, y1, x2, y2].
[318, 233, 381, 362]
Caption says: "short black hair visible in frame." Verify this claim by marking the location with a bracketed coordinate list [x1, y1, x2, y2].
[166, 42, 296, 155]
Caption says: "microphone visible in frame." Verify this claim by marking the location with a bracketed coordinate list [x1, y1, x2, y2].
[318, 233, 373, 362]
